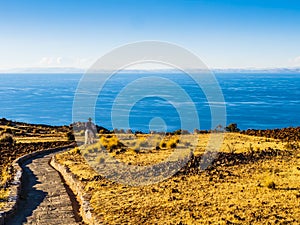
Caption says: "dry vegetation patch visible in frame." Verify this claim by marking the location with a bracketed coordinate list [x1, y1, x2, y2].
[56, 132, 300, 224]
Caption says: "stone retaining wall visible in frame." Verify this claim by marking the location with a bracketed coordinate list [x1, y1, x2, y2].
[50, 156, 100, 225]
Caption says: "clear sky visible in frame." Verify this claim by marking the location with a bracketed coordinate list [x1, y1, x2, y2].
[1, 0, 300, 70]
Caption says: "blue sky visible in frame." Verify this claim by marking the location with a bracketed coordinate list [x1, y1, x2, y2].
[1, 0, 300, 70]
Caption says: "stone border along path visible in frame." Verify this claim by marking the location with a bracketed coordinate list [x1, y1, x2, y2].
[2, 145, 85, 225]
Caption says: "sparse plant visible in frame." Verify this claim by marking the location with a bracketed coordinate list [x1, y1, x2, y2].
[69, 147, 81, 154]
[227, 144, 236, 153]
[160, 142, 167, 148]
[0, 133, 15, 145]
[174, 129, 182, 135]
[66, 131, 75, 141]
[266, 181, 276, 189]
[225, 123, 240, 132]
[98, 157, 105, 164]
[100, 135, 124, 151]
[248, 143, 254, 153]
[284, 142, 298, 150]
[167, 139, 178, 149]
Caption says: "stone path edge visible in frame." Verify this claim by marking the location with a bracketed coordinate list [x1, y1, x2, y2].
[50, 155, 100, 225]
[0, 143, 76, 225]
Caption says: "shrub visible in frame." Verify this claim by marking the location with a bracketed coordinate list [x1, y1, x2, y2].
[160, 142, 167, 148]
[98, 157, 105, 164]
[174, 129, 182, 135]
[0, 134, 15, 145]
[4, 128, 13, 134]
[227, 144, 236, 153]
[66, 131, 75, 141]
[248, 143, 254, 153]
[69, 147, 81, 154]
[100, 136, 124, 151]
[99, 129, 106, 134]
[225, 123, 240, 132]
[266, 181, 276, 189]
[168, 142, 177, 149]
[284, 142, 298, 150]
[167, 139, 178, 149]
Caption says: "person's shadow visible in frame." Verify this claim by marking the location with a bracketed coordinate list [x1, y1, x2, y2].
[4, 156, 47, 225]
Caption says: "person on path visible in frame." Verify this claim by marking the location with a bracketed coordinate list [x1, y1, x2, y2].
[85, 117, 97, 144]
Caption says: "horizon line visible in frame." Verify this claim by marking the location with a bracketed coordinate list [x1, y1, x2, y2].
[1, 67, 300, 74]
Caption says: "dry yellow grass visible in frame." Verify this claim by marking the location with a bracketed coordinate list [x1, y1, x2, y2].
[0, 189, 9, 209]
[56, 133, 300, 224]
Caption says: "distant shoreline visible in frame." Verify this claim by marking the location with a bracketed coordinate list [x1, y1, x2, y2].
[1, 67, 300, 74]
[1, 118, 300, 135]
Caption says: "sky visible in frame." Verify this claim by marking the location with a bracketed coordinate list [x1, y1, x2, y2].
[1, 0, 300, 70]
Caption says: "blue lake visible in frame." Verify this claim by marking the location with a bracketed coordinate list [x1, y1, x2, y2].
[0, 73, 299, 132]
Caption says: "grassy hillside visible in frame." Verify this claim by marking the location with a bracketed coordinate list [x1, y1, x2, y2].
[56, 132, 300, 224]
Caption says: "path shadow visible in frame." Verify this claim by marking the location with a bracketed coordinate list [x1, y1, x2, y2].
[4, 159, 48, 225]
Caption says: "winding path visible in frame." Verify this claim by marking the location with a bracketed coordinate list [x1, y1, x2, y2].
[5, 149, 82, 225]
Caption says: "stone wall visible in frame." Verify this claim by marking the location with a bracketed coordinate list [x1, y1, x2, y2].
[50, 156, 101, 225]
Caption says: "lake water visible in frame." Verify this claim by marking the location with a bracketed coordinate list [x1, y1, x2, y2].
[0, 73, 299, 132]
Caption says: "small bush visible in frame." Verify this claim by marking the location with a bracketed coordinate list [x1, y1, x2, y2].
[160, 142, 167, 148]
[225, 123, 240, 132]
[266, 181, 276, 189]
[100, 136, 123, 151]
[248, 143, 254, 153]
[4, 128, 13, 134]
[174, 129, 182, 135]
[284, 142, 298, 150]
[227, 144, 236, 153]
[98, 157, 105, 164]
[69, 147, 81, 154]
[66, 131, 75, 141]
[0, 134, 15, 145]
[133, 148, 140, 153]
[168, 142, 177, 148]
[167, 140, 178, 149]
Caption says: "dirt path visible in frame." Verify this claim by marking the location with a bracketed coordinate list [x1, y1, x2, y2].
[5, 150, 82, 225]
